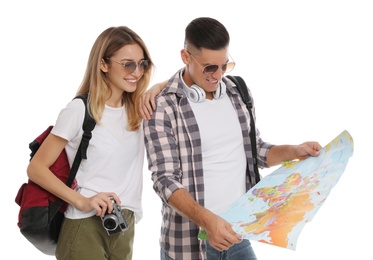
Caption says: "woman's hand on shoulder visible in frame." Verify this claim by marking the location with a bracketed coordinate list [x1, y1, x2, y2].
[139, 80, 167, 120]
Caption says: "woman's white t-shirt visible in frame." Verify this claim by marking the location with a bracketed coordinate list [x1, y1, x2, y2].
[51, 98, 144, 223]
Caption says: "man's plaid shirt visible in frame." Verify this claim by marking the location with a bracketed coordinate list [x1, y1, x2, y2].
[143, 69, 273, 259]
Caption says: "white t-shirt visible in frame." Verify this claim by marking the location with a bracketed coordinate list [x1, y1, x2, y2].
[189, 93, 246, 214]
[52, 98, 144, 222]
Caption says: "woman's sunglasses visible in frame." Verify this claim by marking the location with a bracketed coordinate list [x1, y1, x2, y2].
[107, 58, 150, 75]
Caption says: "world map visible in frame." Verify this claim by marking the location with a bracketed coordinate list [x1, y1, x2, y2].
[199, 130, 354, 250]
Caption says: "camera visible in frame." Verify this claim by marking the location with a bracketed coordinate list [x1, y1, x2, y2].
[101, 198, 128, 235]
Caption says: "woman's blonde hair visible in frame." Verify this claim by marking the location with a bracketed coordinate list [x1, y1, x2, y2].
[77, 26, 153, 131]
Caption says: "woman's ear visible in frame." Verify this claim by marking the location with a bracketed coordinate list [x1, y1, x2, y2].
[101, 58, 108, 73]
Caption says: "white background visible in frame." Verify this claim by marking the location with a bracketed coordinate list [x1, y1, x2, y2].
[1, 1, 372, 259]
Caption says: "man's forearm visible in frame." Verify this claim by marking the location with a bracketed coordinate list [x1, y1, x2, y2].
[168, 188, 215, 230]
[266, 145, 296, 167]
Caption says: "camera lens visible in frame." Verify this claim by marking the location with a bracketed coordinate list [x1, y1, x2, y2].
[103, 215, 118, 231]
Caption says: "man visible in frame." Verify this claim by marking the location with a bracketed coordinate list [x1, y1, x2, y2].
[143, 17, 321, 260]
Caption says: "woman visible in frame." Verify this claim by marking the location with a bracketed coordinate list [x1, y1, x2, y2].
[27, 26, 156, 260]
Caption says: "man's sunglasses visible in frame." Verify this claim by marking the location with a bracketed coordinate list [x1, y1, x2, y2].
[186, 50, 235, 75]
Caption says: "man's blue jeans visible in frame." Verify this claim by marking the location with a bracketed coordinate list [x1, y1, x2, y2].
[206, 239, 257, 260]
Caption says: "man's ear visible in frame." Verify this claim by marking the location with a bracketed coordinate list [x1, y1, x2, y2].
[180, 49, 190, 65]
[101, 59, 108, 72]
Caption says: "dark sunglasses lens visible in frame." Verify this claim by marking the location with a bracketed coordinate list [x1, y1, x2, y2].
[203, 65, 219, 74]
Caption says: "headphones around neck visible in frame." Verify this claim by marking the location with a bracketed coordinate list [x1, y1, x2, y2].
[183, 81, 226, 103]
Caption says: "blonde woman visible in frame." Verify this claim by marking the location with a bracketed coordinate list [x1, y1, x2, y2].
[27, 26, 159, 260]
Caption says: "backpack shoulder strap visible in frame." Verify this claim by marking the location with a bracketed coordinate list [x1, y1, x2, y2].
[226, 75, 260, 183]
[74, 94, 96, 159]
[226, 75, 252, 109]
[65, 94, 96, 188]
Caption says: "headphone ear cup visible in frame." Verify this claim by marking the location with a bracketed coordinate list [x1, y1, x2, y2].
[213, 81, 227, 99]
[185, 84, 206, 103]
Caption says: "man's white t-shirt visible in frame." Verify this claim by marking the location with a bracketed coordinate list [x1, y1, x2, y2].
[51, 98, 144, 222]
[189, 93, 247, 214]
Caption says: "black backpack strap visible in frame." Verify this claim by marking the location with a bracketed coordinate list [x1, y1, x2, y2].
[227, 75, 253, 110]
[49, 94, 96, 219]
[76, 94, 96, 160]
[65, 94, 96, 188]
[227, 75, 260, 183]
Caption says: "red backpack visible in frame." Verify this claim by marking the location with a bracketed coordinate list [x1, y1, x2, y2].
[15, 94, 95, 255]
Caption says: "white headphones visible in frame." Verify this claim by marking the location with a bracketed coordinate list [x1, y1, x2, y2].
[183, 81, 226, 103]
